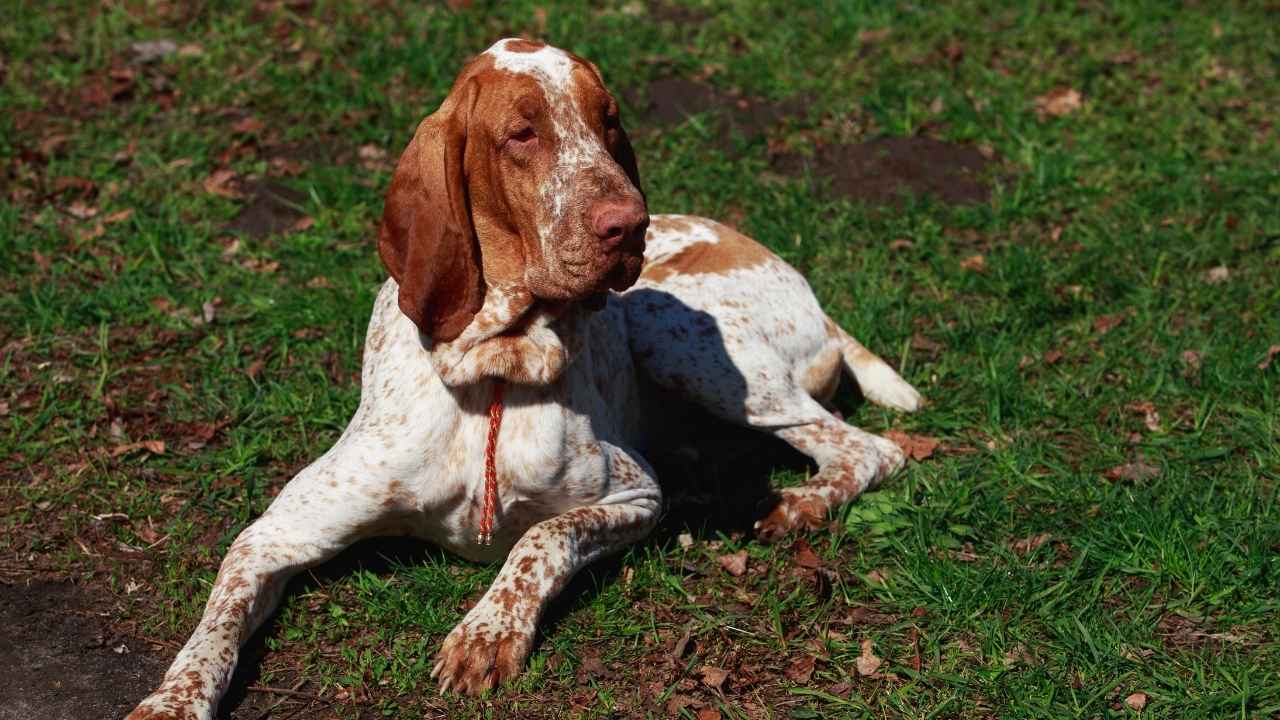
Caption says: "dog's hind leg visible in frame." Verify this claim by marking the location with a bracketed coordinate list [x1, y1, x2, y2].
[753, 401, 907, 541]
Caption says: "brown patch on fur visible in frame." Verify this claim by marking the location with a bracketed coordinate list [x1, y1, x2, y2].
[503, 39, 547, 53]
[641, 221, 777, 284]
[800, 343, 843, 405]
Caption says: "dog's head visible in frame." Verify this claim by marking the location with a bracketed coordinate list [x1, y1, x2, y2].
[378, 39, 647, 342]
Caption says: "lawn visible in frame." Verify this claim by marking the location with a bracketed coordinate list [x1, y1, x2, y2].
[2, 1, 1278, 718]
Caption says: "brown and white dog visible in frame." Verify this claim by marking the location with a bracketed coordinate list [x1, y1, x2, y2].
[128, 39, 921, 717]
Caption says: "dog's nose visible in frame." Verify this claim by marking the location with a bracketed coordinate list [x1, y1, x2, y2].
[589, 199, 648, 248]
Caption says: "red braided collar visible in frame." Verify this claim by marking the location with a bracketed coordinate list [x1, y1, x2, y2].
[477, 380, 505, 545]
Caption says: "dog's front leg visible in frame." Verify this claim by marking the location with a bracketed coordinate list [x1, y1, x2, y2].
[127, 449, 403, 720]
[431, 441, 661, 695]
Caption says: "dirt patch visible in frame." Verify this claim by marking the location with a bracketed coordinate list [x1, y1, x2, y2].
[646, 0, 712, 26]
[0, 581, 164, 720]
[771, 136, 994, 207]
[224, 180, 308, 239]
[631, 77, 808, 143]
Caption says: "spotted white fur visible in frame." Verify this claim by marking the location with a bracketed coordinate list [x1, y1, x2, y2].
[129, 49, 923, 718]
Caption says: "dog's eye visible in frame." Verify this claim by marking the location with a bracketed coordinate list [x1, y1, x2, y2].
[509, 126, 537, 145]
[604, 107, 620, 130]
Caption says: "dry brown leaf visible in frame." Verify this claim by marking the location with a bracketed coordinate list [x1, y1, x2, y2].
[1124, 692, 1148, 711]
[719, 549, 748, 577]
[291, 216, 315, 232]
[696, 708, 722, 720]
[1034, 87, 1083, 118]
[699, 664, 729, 691]
[1044, 349, 1064, 365]
[959, 254, 986, 272]
[1181, 350, 1202, 376]
[1126, 401, 1161, 432]
[1203, 265, 1230, 284]
[232, 116, 265, 135]
[792, 542, 822, 569]
[864, 569, 889, 585]
[858, 28, 891, 44]
[77, 222, 106, 241]
[884, 429, 939, 461]
[1093, 313, 1125, 334]
[784, 655, 815, 684]
[1259, 345, 1280, 371]
[665, 694, 697, 716]
[856, 639, 882, 676]
[203, 169, 243, 198]
[1105, 462, 1160, 482]
[67, 200, 99, 219]
[1009, 532, 1051, 556]
[104, 208, 134, 224]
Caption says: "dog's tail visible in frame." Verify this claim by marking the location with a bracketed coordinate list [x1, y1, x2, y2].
[834, 324, 923, 412]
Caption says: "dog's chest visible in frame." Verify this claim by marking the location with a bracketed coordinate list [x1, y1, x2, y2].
[419, 364, 631, 561]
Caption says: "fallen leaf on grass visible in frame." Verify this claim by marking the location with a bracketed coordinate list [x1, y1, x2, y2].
[665, 695, 697, 716]
[858, 28, 891, 44]
[576, 654, 608, 682]
[699, 665, 729, 690]
[111, 440, 166, 457]
[231, 116, 265, 135]
[1002, 643, 1036, 667]
[1259, 345, 1280, 370]
[67, 200, 99, 219]
[1009, 532, 1051, 556]
[104, 208, 134, 224]
[785, 655, 815, 684]
[1203, 265, 1230, 284]
[856, 639, 882, 676]
[1126, 401, 1161, 432]
[1181, 350, 1202, 378]
[884, 429, 939, 461]
[1034, 87, 1083, 118]
[130, 40, 178, 63]
[792, 542, 822, 569]
[1125, 692, 1148, 711]
[1093, 313, 1126, 334]
[204, 168, 243, 198]
[959, 254, 986, 272]
[1105, 462, 1160, 482]
[696, 708, 722, 720]
[291, 216, 315, 232]
[864, 569, 889, 586]
[718, 549, 748, 577]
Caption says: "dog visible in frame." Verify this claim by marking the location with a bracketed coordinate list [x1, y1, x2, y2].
[127, 38, 921, 717]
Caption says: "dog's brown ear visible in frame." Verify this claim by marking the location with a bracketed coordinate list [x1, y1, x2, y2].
[378, 88, 483, 342]
[610, 121, 643, 195]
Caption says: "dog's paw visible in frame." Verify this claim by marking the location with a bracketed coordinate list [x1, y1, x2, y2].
[431, 610, 534, 696]
[755, 489, 827, 542]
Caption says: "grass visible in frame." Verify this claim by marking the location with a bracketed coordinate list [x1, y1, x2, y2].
[2, 0, 1278, 718]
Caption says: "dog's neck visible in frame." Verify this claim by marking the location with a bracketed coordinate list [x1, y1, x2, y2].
[423, 282, 590, 387]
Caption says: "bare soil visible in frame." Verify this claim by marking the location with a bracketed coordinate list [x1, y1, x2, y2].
[632, 76, 808, 143]
[0, 581, 164, 720]
[225, 180, 309, 239]
[771, 136, 994, 207]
